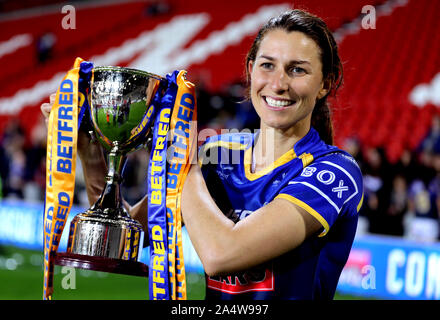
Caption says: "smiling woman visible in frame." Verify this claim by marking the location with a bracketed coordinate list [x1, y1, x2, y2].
[179, 9, 362, 300]
[248, 30, 327, 139]
[245, 10, 343, 146]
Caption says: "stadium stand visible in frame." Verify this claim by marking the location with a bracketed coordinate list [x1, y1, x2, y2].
[0, 0, 386, 143]
[333, 0, 440, 162]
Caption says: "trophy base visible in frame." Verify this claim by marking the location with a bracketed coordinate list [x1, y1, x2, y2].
[67, 210, 144, 261]
[54, 252, 148, 277]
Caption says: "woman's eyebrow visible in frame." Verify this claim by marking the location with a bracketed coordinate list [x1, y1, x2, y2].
[257, 54, 275, 61]
[258, 55, 311, 65]
[290, 60, 311, 65]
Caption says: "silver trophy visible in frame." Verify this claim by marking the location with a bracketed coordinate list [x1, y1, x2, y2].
[56, 66, 162, 275]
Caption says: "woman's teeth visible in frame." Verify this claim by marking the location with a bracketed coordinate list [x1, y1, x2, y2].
[265, 96, 294, 108]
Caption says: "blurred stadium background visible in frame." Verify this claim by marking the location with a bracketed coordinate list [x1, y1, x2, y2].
[1, 0, 440, 300]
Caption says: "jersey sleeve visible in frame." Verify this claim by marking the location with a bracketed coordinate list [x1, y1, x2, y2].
[275, 153, 363, 237]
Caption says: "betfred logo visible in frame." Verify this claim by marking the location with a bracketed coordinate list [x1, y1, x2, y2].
[207, 265, 274, 294]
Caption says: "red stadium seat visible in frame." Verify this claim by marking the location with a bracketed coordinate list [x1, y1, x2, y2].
[334, 0, 440, 161]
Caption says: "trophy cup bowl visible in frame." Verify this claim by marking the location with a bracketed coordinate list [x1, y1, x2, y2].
[56, 66, 162, 276]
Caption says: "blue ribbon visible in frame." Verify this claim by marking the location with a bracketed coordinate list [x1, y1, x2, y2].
[78, 61, 93, 128]
[147, 71, 179, 300]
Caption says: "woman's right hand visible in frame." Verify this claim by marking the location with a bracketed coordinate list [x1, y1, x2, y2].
[40, 93, 56, 127]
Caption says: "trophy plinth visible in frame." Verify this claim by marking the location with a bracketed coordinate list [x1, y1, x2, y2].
[56, 66, 162, 275]
[67, 211, 144, 260]
[54, 253, 148, 277]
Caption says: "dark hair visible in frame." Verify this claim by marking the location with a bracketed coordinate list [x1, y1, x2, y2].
[245, 9, 343, 145]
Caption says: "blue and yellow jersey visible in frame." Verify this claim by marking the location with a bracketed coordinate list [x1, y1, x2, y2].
[199, 127, 364, 300]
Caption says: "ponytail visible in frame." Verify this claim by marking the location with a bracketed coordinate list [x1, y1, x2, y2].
[312, 99, 334, 145]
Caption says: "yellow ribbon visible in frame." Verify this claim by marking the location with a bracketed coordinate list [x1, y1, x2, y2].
[43, 57, 84, 300]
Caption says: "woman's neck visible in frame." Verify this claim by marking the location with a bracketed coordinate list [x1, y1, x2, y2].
[252, 122, 310, 172]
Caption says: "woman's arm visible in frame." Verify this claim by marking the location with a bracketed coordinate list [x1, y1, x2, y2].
[181, 164, 322, 276]
[128, 194, 149, 231]
[77, 131, 107, 205]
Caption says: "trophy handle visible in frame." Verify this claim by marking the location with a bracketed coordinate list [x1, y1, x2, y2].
[91, 142, 129, 218]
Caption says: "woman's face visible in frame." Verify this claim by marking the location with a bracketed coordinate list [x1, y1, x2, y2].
[249, 29, 328, 133]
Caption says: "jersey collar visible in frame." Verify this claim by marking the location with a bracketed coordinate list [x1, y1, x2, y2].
[244, 127, 323, 181]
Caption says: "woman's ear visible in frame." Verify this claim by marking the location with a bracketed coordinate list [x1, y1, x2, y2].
[247, 60, 254, 76]
[317, 77, 331, 100]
